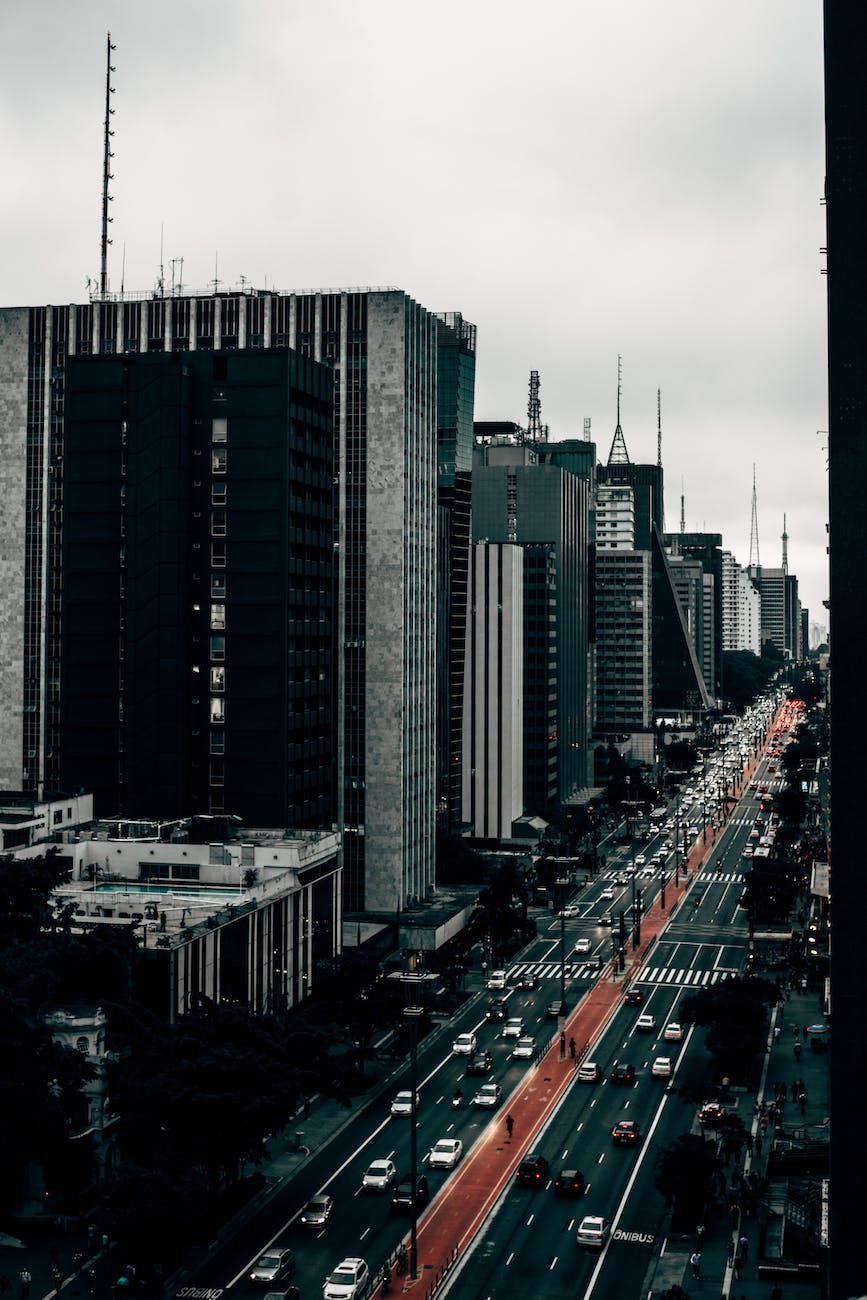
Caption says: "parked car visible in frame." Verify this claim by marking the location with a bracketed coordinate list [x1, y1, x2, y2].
[429, 1138, 463, 1169]
[553, 1168, 586, 1197]
[465, 1050, 493, 1076]
[322, 1258, 369, 1300]
[515, 1153, 550, 1186]
[250, 1247, 295, 1286]
[300, 1194, 334, 1229]
[361, 1159, 397, 1192]
[697, 1100, 727, 1127]
[391, 1174, 429, 1214]
[576, 1215, 609, 1248]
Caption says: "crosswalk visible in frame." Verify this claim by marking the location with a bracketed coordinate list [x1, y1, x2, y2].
[696, 870, 743, 883]
[507, 961, 738, 986]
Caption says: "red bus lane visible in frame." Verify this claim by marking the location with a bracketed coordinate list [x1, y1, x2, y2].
[389, 828, 731, 1294]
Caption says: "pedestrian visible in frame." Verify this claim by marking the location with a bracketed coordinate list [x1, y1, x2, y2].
[760, 1114, 768, 1134]
[73, 1253, 84, 1274]
[101, 1234, 109, 1255]
[739, 1233, 749, 1263]
[18, 1270, 30, 1300]
[799, 1091, 806, 1115]
[559, 1030, 566, 1055]
[745, 1132, 753, 1153]
[505, 1113, 514, 1139]
[689, 1250, 701, 1280]
[755, 1134, 763, 1156]
[726, 1236, 735, 1263]
[801, 976, 807, 991]
[773, 1081, 779, 1099]
[86, 1272, 96, 1296]
[569, 1037, 576, 1059]
[779, 1081, 787, 1101]
[793, 1024, 799, 1040]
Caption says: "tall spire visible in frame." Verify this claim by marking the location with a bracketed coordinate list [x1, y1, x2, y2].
[657, 388, 662, 467]
[99, 32, 117, 297]
[781, 513, 789, 575]
[606, 353, 630, 465]
[749, 465, 761, 569]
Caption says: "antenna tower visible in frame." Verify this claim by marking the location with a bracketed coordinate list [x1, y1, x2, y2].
[781, 513, 789, 575]
[657, 389, 662, 467]
[526, 370, 548, 443]
[606, 353, 630, 465]
[748, 465, 761, 569]
[680, 479, 685, 534]
[99, 32, 117, 297]
[583, 417, 591, 441]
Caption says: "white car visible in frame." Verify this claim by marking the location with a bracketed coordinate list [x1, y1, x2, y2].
[452, 1031, 477, 1056]
[651, 1056, 672, 1078]
[323, 1258, 369, 1300]
[472, 1082, 502, 1108]
[634, 853, 647, 867]
[576, 1060, 601, 1083]
[577, 1215, 610, 1249]
[501, 1017, 524, 1039]
[599, 887, 615, 901]
[429, 1137, 463, 1169]
[361, 1158, 396, 1192]
[486, 969, 507, 991]
[560, 903, 582, 918]
[635, 1013, 657, 1032]
[574, 937, 591, 954]
[390, 1090, 419, 1116]
[511, 1035, 536, 1060]
[663, 1022, 683, 1042]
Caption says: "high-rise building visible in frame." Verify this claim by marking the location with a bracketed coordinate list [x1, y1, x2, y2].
[662, 532, 724, 697]
[0, 287, 460, 914]
[749, 566, 801, 659]
[594, 548, 653, 731]
[470, 435, 591, 808]
[720, 551, 761, 654]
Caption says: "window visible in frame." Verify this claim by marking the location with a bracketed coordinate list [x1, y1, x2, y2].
[211, 510, 226, 536]
[211, 574, 226, 598]
[76, 1037, 90, 1054]
[212, 416, 227, 443]
[210, 698, 225, 723]
[212, 483, 227, 503]
[211, 542, 226, 568]
[53, 810, 63, 825]
[212, 447, 227, 474]
[210, 603, 226, 630]
[210, 634, 225, 660]
[210, 728, 225, 754]
[210, 666, 225, 692]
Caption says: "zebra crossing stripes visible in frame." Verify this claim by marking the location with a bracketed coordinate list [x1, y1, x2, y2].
[633, 965, 735, 987]
[697, 870, 743, 883]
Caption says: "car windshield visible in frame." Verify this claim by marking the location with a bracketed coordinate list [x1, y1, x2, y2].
[327, 1269, 354, 1285]
[257, 1254, 281, 1268]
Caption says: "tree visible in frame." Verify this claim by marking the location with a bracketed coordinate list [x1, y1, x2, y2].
[721, 650, 776, 711]
[654, 1134, 721, 1229]
[680, 976, 777, 1082]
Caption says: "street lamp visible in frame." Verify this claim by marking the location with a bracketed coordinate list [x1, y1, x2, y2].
[398, 968, 437, 1281]
[555, 877, 569, 1018]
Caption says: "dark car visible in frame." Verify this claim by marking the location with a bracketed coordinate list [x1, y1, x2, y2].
[486, 999, 508, 1023]
[465, 1050, 493, 1077]
[553, 1168, 586, 1197]
[391, 1174, 429, 1214]
[515, 1153, 550, 1187]
[610, 1062, 636, 1086]
[518, 971, 537, 990]
[612, 1120, 642, 1146]
[624, 988, 643, 1006]
[597, 914, 613, 927]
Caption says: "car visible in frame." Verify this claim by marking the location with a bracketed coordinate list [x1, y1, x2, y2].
[640, 866, 656, 878]
[452, 1031, 477, 1056]
[472, 1082, 502, 1109]
[390, 1090, 419, 1116]
[300, 1194, 334, 1229]
[663, 1022, 683, 1042]
[518, 971, 538, 990]
[515, 1153, 550, 1186]
[547, 998, 566, 1019]
[559, 903, 582, 918]
[612, 1119, 642, 1146]
[612, 875, 630, 886]
[574, 937, 592, 954]
[624, 988, 643, 1006]
[610, 1062, 636, 1085]
[511, 1035, 536, 1059]
[553, 1168, 586, 1197]
[599, 887, 615, 900]
[634, 854, 647, 867]
[741, 845, 754, 859]
[465, 1049, 493, 1076]
[576, 1060, 601, 1083]
[249, 1247, 295, 1286]
[361, 1159, 397, 1192]
[486, 999, 508, 1022]
[501, 1016, 524, 1039]
[391, 1174, 429, 1214]
[597, 914, 613, 927]
[322, 1258, 369, 1300]
[697, 1100, 727, 1127]
[429, 1137, 463, 1169]
[576, 1215, 609, 1249]
[635, 1013, 657, 1032]
[486, 969, 507, 991]
[651, 1056, 672, 1078]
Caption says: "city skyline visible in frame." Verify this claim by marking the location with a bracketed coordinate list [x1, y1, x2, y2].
[0, 0, 828, 622]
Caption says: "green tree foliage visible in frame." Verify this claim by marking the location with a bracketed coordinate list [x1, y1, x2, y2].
[721, 650, 777, 711]
[679, 976, 777, 1082]
[741, 860, 799, 923]
[653, 1134, 720, 1228]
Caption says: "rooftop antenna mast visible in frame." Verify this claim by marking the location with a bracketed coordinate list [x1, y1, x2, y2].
[99, 32, 117, 297]
[527, 370, 547, 443]
[606, 354, 630, 464]
[583, 417, 591, 441]
[680, 477, 685, 533]
[781, 513, 789, 575]
[749, 464, 761, 569]
[657, 388, 662, 467]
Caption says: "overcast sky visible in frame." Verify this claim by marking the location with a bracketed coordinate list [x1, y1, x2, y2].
[1, 0, 828, 631]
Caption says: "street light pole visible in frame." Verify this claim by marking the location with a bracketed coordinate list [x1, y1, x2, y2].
[556, 877, 569, 1013]
[399, 969, 437, 1282]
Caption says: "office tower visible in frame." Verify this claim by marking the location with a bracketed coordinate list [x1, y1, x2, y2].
[462, 543, 524, 838]
[435, 314, 477, 834]
[60, 348, 334, 827]
[0, 287, 455, 914]
[666, 552, 715, 699]
[663, 532, 725, 697]
[470, 435, 591, 808]
[594, 549, 653, 731]
[720, 551, 761, 654]
[749, 567, 801, 659]
[596, 460, 664, 549]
